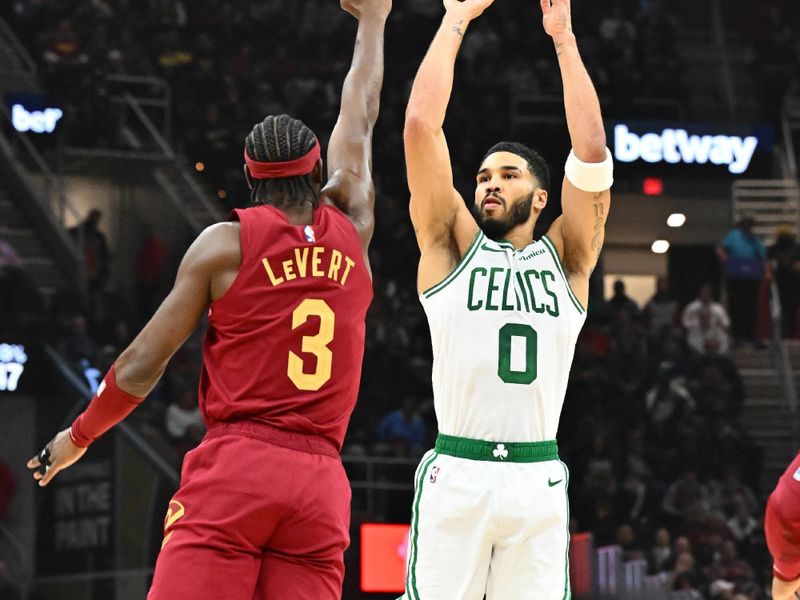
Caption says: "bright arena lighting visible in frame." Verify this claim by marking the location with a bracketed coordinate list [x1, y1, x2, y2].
[667, 213, 686, 227]
[651, 240, 670, 254]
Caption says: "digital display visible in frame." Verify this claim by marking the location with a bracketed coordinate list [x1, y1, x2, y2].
[0, 343, 27, 392]
[360, 523, 409, 593]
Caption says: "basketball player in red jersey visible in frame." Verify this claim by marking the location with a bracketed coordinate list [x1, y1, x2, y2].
[26, 0, 391, 598]
[766, 452, 800, 600]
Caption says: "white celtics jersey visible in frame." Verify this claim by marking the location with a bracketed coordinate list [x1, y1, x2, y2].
[419, 231, 587, 443]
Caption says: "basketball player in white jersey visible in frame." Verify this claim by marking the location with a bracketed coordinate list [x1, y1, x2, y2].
[401, 0, 613, 598]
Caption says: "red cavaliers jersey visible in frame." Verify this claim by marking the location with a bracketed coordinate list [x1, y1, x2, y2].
[771, 452, 800, 524]
[199, 203, 373, 451]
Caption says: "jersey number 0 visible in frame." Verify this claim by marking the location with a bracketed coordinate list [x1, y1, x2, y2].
[288, 298, 335, 391]
[498, 323, 538, 385]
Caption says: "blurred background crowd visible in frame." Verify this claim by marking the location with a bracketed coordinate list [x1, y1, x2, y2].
[0, 0, 799, 598]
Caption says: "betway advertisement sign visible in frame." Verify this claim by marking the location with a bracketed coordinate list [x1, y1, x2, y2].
[610, 122, 771, 176]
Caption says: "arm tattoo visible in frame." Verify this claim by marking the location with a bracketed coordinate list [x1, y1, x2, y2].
[452, 19, 464, 38]
[590, 192, 605, 260]
[555, 40, 564, 57]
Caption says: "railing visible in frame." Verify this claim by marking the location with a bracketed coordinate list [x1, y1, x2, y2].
[731, 179, 800, 245]
[768, 280, 800, 451]
[783, 96, 800, 180]
[0, 101, 87, 299]
[342, 454, 416, 516]
[0, 102, 84, 227]
[121, 93, 224, 234]
[43, 344, 180, 486]
[0, 17, 37, 76]
[63, 74, 173, 158]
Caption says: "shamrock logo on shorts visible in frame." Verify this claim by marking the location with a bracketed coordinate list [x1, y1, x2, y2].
[493, 444, 509, 460]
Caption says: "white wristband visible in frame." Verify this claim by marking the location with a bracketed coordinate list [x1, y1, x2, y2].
[564, 147, 614, 192]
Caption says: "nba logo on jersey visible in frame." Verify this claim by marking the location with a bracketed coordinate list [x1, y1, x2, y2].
[303, 225, 315, 243]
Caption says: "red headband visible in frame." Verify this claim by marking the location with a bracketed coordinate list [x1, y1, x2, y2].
[244, 140, 321, 180]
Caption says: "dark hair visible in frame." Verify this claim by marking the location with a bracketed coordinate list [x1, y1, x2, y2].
[483, 141, 550, 193]
[244, 114, 319, 208]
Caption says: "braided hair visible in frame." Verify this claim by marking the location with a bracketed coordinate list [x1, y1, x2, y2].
[244, 114, 319, 208]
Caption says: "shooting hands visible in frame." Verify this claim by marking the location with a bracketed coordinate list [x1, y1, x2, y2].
[443, 0, 496, 22]
[341, 0, 392, 20]
[541, 0, 573, 40]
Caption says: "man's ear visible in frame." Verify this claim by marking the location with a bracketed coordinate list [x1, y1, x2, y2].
[244, 165, 254, 190]
[534, 188, 548, 211]
[312, 158, 324, 187]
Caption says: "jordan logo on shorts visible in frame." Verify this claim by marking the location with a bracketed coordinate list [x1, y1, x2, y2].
[161, 499, 186, 549]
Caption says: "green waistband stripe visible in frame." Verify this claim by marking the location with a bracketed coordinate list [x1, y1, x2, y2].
[435, 433, 558, 463]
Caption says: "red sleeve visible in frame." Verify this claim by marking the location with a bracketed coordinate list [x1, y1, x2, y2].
[69, 365, 144, 447]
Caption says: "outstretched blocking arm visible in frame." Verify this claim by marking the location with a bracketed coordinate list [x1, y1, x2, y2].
[324, 0, 391, 252]
[404, 0, 492, 291]
[27, 223, 241, 486]
[542, 0, 612, 307]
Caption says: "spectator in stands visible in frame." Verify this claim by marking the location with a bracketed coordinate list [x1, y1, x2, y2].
[69, 209, 110, 295]
[718, 216, 768, 345]
[707, 540, 755, 587]
[662, 471, 710, 522]
[647, 527, 673, 574]
[615, 523, 645, 562]
[57, 313, 97, 368]
[665, 551, 703, 597]
[726, 495, 759, 544]
[164, 382, 204, 458]
[683, 284, 731, 355]
[607, 279, 640, 321]
[768, 224, 800, 337]
[643, 276, 678, 339]
[41, 19, 86, 67]
[134, 224, 167, 323]
[375, 397, 426, 458]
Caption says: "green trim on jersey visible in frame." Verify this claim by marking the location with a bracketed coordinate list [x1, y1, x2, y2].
[406, 451, 438, 600]
[560, 460, 572, 600]
[540, 235, 586, 315]
[435, 433, 559, 463]
[422, 230, 484, 299]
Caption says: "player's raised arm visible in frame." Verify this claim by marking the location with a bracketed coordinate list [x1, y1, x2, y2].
[404, 0, 492, 262]
[324, 0, 391, 253]
[27, 223, 240, 486]
[541, 0, 613, 307]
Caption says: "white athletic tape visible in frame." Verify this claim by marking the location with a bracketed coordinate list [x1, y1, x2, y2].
[564, 147, 614, 192]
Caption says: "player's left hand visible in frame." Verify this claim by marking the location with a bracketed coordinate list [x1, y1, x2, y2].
[27, 429, 86, 487]
[540, 0, 573, 39]
[341, 0, 392, 21]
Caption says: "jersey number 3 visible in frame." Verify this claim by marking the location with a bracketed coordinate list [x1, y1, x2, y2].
[498, 323, 538, 385]
[288, 298, 335, 391]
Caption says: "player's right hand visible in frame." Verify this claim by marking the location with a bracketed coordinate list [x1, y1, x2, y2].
[341, 0, 392, 21]
[27, 429, 87, 487]
[443, 0, 496, 21]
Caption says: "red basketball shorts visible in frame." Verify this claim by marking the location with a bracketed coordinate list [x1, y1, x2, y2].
[147, 422, 351, 600]
[765, 494, 800, 582]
